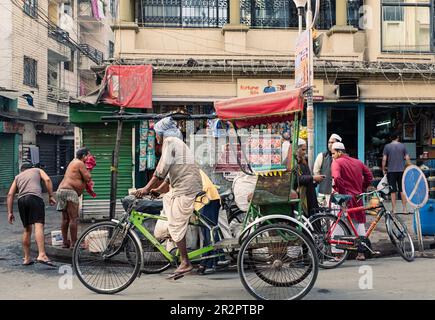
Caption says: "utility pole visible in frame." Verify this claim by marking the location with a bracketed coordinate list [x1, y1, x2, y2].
[294, 0, 319, 169]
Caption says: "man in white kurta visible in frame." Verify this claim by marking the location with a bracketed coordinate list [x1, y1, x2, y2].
[136, 117, 202, 276]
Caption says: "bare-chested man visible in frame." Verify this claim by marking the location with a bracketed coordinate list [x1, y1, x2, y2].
[57, 147, 91, 248]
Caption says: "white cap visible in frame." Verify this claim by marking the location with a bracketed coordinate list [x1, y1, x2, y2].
[332, 142, 345, 151]
[329, 133, 342, 142]
[298, 138, 307, 146]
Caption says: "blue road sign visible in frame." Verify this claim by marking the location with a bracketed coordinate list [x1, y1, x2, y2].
[402, 165, 429, 209]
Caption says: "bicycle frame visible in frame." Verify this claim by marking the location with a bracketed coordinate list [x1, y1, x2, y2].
[326, 195, 386, 248]
[125, 208, 225, 264]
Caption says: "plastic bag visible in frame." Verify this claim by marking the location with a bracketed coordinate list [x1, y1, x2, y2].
[377, 175, 390, 194]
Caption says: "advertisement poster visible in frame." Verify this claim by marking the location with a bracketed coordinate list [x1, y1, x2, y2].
[295, 29, 312, 90]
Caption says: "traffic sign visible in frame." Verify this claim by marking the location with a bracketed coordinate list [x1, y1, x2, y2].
[402, 165, 429, 209]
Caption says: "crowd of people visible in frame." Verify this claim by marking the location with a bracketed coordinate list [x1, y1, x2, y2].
[5, 115, 410, 270]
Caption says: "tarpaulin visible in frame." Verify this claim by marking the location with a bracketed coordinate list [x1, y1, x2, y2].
[214, 88, 303, 128]
[101, 65, 153, 109]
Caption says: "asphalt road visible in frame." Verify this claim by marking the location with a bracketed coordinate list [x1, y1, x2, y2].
[2, 197, 435, 300]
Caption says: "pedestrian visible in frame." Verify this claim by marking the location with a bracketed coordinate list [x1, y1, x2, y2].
[6, 162, 57, 266]
[382, 131, 411, 214]
[56, 147, 92, 249]
[296, 138, 324, 217]
[331, 142, 373, 261]
[135, 117, 203, 278]
[313, 133, 342, 206]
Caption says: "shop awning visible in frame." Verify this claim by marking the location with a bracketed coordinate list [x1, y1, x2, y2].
[214, 88, 304, 128]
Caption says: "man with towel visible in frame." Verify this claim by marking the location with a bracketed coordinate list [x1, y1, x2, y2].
[135, 117, 203, 278]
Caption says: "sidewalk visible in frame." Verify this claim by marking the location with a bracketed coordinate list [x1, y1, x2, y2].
[30, 199, 435, 263]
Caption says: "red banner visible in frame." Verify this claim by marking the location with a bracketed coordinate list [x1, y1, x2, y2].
[101, 65, 153, 108]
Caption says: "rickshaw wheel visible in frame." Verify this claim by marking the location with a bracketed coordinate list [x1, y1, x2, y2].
[237, 223, 318, 300]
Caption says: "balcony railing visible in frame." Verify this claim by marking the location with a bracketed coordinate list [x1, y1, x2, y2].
[47, 85, 70, 102]
[48, 23, 75, 49]
[79, 44, 104, 65]
[79, 0, 104, 21]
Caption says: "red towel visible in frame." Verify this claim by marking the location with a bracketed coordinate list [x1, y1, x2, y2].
[85, 155, 97, 198]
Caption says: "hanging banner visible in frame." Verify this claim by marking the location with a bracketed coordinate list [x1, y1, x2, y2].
[101, 65, 153, 109]
[295, 29, 312, 90]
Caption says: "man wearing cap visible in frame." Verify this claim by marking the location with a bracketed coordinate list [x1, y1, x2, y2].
[331, 142, 373, 260]
[135, 117, 202, 278]
[57, 147, 92, 248]
[7, 163, 56, 266]
[295, 138, 324, 216]
[313, 133, 342, 206]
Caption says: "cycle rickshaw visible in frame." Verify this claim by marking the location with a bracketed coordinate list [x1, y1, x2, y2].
[72, 88, 319, 300]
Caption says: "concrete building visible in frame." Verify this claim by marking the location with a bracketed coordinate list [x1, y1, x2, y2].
[111, 0, 434, 168]
[0, 0, 115, 194]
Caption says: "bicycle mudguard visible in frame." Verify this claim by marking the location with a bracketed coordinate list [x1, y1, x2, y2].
[239, 214, 314, 245]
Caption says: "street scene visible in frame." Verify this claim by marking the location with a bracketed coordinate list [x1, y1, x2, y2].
[1, 0, 435, 303]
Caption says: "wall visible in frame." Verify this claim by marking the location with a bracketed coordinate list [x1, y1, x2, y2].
[0, 0, 13, 89]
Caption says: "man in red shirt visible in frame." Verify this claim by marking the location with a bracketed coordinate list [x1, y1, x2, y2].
[331, 142, 373, 261]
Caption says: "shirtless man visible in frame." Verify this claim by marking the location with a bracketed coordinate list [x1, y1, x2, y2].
[56, 147, 91, 248]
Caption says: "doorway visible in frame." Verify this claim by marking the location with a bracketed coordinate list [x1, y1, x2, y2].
[327, 107, 358, 158]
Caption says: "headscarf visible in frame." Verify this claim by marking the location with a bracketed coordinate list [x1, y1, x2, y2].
[154, 117, 182, 140]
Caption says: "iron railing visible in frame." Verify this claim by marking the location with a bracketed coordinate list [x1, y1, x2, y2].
[135, 0, 229, 28]
[79, 44, 104, 65]
[47, 85, 69, 102]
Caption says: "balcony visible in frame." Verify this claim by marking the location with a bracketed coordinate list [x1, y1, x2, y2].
[47, 85, 70, 102]
[79, 44, 104, 65]
[78, 0, 104, 27]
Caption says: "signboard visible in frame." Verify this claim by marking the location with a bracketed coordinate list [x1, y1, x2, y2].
[295, 29, 312, 90]
[237, 79, 323, 100]
[402, 165, 429, 209]
[0, 121, 25, 134]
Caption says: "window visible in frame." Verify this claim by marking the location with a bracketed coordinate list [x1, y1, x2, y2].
[347, 0, 364, 29]
[109, 41, 114, 59]
[381, 0, 431, 52]
[64, 1, 74, 18]
[23, 57, 38, 88]
[136, 0, 229, 27]
[110, 0, 117, 17]
[23, 0, 38, 18]
[64, 50, 75, 72]
[240, 0, 336, 29]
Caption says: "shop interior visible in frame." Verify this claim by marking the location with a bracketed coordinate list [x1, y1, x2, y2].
[327, 107, 358, 158]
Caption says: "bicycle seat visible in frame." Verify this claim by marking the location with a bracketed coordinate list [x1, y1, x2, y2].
[331, 194, 353, 206]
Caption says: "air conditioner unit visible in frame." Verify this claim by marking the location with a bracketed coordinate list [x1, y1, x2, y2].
[336, 82, 359, 100]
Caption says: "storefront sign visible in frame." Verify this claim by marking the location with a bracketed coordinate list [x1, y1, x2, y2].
[237, 79, 323, 100]
[0, 121, 24, 134]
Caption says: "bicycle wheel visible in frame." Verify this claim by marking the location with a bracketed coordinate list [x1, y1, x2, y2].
[72, 221, 142, 294]
[309, 214, 351, 269]
[385, 213, 415, 262]
[139, 237, 172, 274]
[237, 223, 318, 300]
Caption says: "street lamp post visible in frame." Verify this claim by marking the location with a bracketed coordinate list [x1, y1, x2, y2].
[293, 0, 319, 169]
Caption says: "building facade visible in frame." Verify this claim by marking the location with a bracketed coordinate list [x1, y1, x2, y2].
[112, 0, 434, 178]
[0, 0, 115, 194]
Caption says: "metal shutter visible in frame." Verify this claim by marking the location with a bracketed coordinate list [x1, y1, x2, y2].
[0, 133, 16, 190]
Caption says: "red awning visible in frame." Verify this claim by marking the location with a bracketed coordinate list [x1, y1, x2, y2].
[214, 89, 304, 128]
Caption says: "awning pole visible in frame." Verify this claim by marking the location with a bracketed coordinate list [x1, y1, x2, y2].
[109, 107, 124, 220]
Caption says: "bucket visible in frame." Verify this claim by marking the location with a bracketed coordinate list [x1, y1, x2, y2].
[51, 230, 63, 246]
[86, 230, 109, 253]
[413, 199, 435, 236]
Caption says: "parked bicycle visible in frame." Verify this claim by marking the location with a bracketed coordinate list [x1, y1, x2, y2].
[309, 185, 415, 269]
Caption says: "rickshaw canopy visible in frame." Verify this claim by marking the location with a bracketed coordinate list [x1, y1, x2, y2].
[214, 88, 304, 128]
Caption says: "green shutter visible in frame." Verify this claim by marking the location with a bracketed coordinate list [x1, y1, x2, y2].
[81, 123, 133, 200]
[0, 133, 16, 190]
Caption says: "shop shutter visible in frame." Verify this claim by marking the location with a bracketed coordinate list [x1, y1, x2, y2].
[80, 123, 133, 219]
[36, 134, 57, 176]
[0, 133, 16, 190]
